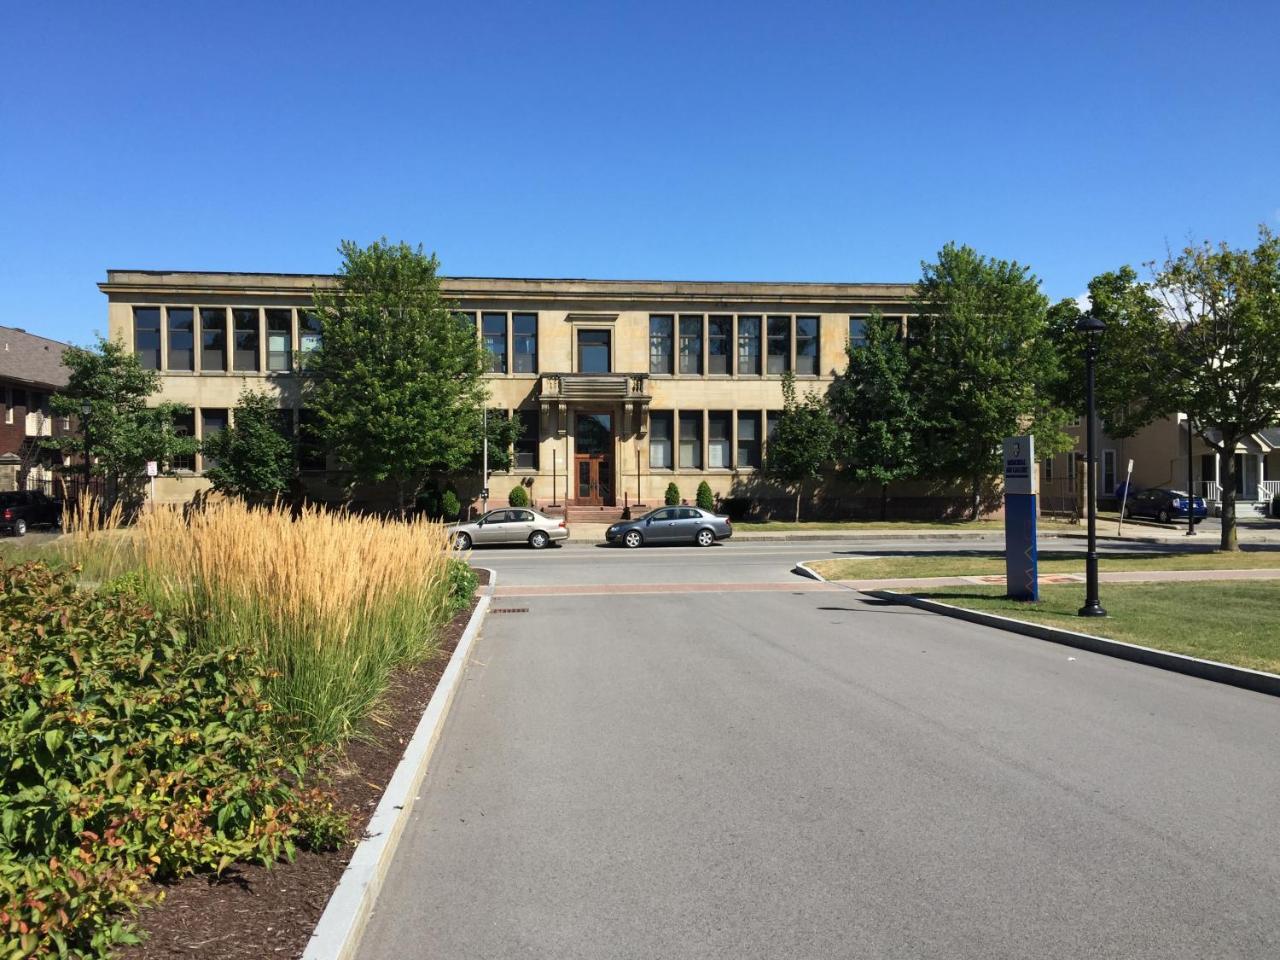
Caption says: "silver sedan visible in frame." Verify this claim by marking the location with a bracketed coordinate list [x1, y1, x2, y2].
[449, 508, 569, 550]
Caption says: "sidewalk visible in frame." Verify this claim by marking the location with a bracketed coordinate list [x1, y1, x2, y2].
[824, 567, 1280, 592]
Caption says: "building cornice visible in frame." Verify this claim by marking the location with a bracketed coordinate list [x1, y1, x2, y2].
[99, 270, 917, 307]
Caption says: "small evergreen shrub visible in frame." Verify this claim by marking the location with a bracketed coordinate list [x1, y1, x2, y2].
[664, 482, 681, 506]
[509, 485, 530, 507]
[696, 481, 714, 511]
[441, 489, 461, 520]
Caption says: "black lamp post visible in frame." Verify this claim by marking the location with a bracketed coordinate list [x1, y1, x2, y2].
[1077, 314, 1107, 618]
[80, 399, 91, 492]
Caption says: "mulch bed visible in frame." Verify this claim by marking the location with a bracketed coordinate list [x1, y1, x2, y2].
[119, 569, 489, 959]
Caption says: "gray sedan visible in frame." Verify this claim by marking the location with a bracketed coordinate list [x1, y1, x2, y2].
[605, 506, 733, 548]
[450, 508, 569, 550]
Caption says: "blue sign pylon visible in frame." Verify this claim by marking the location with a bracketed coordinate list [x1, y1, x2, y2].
[1003, 436, 1039, 601]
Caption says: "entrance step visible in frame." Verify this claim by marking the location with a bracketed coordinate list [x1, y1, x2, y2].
[557, 504, 648, 524]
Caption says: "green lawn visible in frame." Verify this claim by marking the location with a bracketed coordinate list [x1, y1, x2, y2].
[908, 581, 1280, 675]
[811, 548, 1280, 582]
[735, 518, 1085, 532]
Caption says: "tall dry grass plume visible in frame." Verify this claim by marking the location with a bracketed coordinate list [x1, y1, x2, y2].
[119, 499, 460, 742]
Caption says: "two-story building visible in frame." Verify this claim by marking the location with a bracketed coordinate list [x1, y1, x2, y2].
[100, 270, 995, 518]
[0, 325, 73, 492]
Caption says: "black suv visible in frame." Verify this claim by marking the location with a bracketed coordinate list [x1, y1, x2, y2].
[0, 491, 63, 536]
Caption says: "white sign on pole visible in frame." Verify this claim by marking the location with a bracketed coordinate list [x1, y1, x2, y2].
[145, 461, 158, 477]
[1002, 436, 1038, 496]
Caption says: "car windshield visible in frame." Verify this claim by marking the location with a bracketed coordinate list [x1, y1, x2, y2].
[0, 493, 21, 505]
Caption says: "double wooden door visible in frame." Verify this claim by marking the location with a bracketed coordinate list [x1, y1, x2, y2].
[574, 412, 613, 505]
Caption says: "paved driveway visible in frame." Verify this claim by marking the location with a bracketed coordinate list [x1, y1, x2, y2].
[358, 583, 1280, 959]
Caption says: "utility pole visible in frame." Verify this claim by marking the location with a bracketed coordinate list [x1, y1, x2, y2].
[481, 407, 489, 514]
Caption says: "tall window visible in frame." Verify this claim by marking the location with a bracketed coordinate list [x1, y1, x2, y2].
[200, 409, 228, 470]
[232, 308, 260, 372]
[649, 411, 673, 469]
[1102, 449, 1117, 495]
[708, 316, 731, 375]
[708, 411, 731, 469]
[679, 315, 703, 375]
[266, 309, 292, 372]
[737, 412, 761, 468]
[679, 411, 702, 469]
[167, 307, 194, 371]
[738, 316, 761, 375]
[649, 315, 674, 374]
[766, 409, 783, 448]
[171, 410, 195, 471]
[767, 316, 791, 375]
[849, 316, 868, 349]
[133, 307, 161, 370]
[299, 310, 322, 357]
[512, 313, 537, 373]
[795, 316, 819, 375]
[515, 408, 539, 469]
[577, 329, 611, 373]
[482, 313, 507, 373]
[200, 307, 227, 371]
[1043, 457, 1055, 482]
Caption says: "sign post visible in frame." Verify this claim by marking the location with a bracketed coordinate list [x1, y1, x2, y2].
[145, 460, 158, 508]
[1002, 436, 1038, 601]
[1116, 458, 1134, 536]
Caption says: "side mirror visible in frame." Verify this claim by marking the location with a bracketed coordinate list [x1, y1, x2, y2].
[645, 518, 652, 525]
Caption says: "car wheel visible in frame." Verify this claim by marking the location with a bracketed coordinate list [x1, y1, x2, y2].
[695, 528, 715, 547]
[529, 530, 549, 549]
[12, 519, 26, 538]
[623, 530, 643, 549]
[1157, 508, 1171, 524]
[453, 531, 472, 550]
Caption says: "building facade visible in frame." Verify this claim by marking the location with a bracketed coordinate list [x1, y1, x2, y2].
[0, 325, 74, 492]
[101, 271, 934, 514]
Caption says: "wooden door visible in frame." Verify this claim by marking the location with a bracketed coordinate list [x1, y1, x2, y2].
[573, 412, 613, 505]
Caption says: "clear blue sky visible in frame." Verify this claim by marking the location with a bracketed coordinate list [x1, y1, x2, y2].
[2, 1, 1277, 345]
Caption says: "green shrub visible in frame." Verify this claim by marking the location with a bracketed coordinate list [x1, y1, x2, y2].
[696, 481, 714, 511]
[508, 485, 530, 507]
[444, 560, 478, 618]
[664, 482, 681, 506]
[441, 488, 461, 520]
[0, 561, 340, 957]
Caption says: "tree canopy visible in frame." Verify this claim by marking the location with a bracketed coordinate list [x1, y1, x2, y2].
[765, 372, 839, 522]
[202, 389, 297, 502]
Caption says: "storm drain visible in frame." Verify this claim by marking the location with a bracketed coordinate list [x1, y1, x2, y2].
[490, 607, 529, 614]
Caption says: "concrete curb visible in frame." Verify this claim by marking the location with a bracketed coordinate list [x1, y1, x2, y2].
[862, 588, 1280, 698]
[302, 566, 497, 960]
[792, 560, 829, 582]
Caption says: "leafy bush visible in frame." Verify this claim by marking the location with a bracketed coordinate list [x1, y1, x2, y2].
[508, 485, 529, 507]
[696, 481, 714, 511]
[0, 561, 338, 957]
[441, 489, 461, 520]
[443, 560, 478, 619]
[664, 482, 681, 506]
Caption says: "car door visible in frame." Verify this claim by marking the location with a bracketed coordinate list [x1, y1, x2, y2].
[645, 508, 680, 543]
[677, 507, 703, 542]
[505, 509, 535, 543]
[1129, 490, 1150, 518]
[474, 510, 508, 544]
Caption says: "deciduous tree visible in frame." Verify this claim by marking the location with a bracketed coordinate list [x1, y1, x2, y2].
[765, 372, 839, 522]
[202, 389, 297, 502]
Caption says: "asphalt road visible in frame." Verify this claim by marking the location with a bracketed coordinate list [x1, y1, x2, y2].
[358, 567, 1280, 958]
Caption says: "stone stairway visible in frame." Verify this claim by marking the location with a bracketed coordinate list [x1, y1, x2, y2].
[540, 503, 646, 524]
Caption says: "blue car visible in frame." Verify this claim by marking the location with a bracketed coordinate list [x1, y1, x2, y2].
[1123, 488, 1207, 524]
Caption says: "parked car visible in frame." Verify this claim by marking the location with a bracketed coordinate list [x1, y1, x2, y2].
[1123, 488, 1207, 525]
[449, 508, 568, 550]
[0, 490, 64, 536]
[605, 506, 733, 548]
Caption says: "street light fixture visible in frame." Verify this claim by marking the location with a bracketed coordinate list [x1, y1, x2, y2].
[1076, 314, 1107, 618]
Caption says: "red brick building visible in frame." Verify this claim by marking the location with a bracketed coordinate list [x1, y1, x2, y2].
[0, 326, 73, 490]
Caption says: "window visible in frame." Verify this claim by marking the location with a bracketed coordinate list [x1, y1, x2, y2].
[1043, 456, 1054, 482]
[299, 310, 322, 357]
[766, 409, 783, 447]
[708, 316, 731, 375]
[10, 390, 25, 423]
[482, 313, 507, 373]
[515, 408, 539, 469]
[767, 316, 790, 374]
[678, 412, 702, 469]
[266, 309, 292, 372]
[3, 388, 10, 424]
[298, 410, 326, 471]
[171, 410, 195, 471]
[649, 411, 673, 469]
[200, 409, 228, 470]
[738, 316, 761, 375]
[679, 315, 703, 375]
[232, 308, 260, 372]
[1067, 455, 1076, 493]
[678, 507, 701, 520]
[167, 307, 194, 371]
[512, 313, 537, 373]
[708, 411, 731, 469]
[1102, 450, 1117, 495]
[795, 316, 819, 375]
[649, 315, 673, 374]
[577, 329, 611, 373]
[200, 307, 227, 371]
[133, 307, 161, 370]
[849, 316, 868, 349]
[737, 412, 761, 468]
[274, 408, 295, 441]
[456, 311, 476, 336]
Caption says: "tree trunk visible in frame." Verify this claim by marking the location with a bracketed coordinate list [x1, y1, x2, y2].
[969, 474, 981, 522]
[880, 482, 888, 522]
[1219, 447, 1238, 551]
[794, 484, 802, 524]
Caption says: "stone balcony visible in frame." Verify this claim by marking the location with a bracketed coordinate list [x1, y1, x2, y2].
[536, 373, 650, 436]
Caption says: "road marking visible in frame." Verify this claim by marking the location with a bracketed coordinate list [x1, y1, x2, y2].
[491, 581, 840, 597]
